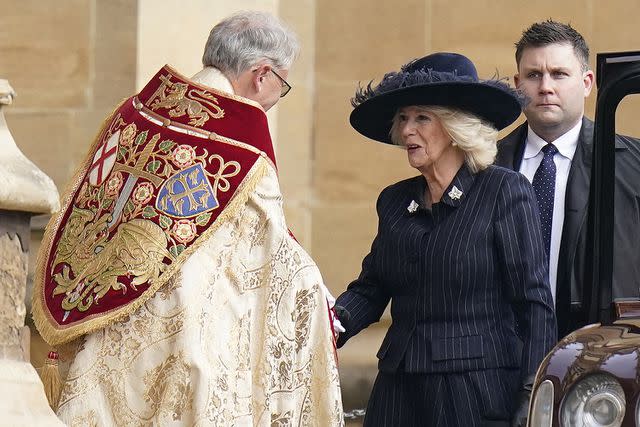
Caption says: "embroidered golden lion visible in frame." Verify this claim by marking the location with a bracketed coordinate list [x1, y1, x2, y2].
[150, 82, 225, 127]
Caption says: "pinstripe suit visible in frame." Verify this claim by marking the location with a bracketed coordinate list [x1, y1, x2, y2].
[336, 164, 556, 426]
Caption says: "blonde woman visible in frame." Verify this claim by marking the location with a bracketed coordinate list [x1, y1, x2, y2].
[335, 53, 556, 427]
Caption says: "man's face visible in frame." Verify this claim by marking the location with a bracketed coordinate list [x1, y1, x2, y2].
[261, 68, 289, 111]
[515, 43, 594, 140]
[231, 65, 289, 112]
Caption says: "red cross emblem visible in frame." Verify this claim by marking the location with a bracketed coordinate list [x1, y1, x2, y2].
[88, 130, 120, 186]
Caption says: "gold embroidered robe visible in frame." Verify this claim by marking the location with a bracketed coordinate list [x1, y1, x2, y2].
[37, 67, 343, 426]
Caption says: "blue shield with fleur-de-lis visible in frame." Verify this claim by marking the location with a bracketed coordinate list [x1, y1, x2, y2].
[156, 163, 218, 217]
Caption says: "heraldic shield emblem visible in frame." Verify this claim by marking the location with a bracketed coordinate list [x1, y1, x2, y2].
[32, 65, 277, 346]
[156, 163, 218, 217]
[88, 129, 120, 186]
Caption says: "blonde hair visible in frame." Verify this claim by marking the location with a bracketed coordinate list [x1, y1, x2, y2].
[389, 106, 498, 173]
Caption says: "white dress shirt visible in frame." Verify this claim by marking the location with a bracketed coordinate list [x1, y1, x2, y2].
[518, 121, 582, 302]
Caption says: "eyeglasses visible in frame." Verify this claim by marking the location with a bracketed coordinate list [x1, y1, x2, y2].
[271, 69, 292, 98]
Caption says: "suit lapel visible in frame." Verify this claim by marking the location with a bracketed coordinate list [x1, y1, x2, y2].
[499, 118, 593, 303]
[557, 117, 592, 298]
[496, 122, 528, 171]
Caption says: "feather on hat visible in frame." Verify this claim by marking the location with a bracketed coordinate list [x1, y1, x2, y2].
[349, 52, 524, 144]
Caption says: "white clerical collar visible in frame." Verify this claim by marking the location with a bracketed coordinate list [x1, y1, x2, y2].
[523, 120, 582, 160]
[190, 67, 235, 95]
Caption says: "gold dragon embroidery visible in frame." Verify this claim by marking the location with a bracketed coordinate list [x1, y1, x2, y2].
[51, 207, 172, 314]
[147, 74, 225, 127]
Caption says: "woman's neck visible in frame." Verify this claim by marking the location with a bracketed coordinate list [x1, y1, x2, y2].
[422, 150, 465, 206]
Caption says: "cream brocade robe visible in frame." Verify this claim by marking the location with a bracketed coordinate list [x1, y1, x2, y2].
[55, 69, 344, 427]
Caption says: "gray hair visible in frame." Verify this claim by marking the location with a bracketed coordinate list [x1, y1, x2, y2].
[390, 106, 498, 173]
[202, 11, 300, 78]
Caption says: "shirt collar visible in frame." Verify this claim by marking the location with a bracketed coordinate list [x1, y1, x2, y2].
[523, 120, 582, 161]
[190, 67, 235, 94]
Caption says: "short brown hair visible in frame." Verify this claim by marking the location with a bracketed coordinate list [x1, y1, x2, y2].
[515, 20, 590, 71]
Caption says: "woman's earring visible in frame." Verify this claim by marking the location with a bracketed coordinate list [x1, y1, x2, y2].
[451, 141, 458, 146]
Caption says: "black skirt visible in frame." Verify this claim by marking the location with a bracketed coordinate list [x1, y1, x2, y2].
[363, 368, 519, 427]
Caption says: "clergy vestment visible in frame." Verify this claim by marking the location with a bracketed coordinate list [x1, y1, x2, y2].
[32, 66, 343, 426]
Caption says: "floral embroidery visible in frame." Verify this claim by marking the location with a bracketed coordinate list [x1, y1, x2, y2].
[271, 410, 293, 427]
[294, 289, 315, 352]
[170, 144, 196, 168]
[132, 182, 154, 205]
[104, 171, 123, 197]
[69, 410, 98, 427]
[143, 352, 194, 422]
[119, 123, 137, 147]
[56, 174, 344, 426]
[171, 219, 197, 244]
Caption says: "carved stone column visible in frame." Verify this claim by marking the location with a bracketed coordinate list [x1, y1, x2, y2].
[0, 79, 65, 425]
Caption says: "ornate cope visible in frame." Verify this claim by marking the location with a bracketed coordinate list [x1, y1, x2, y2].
[33, 66, 277, 346]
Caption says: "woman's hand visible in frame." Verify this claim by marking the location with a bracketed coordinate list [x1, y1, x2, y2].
[332, 305, 350, 335]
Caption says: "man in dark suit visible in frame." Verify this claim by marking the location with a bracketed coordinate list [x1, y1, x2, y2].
[496, 20, 640, 337]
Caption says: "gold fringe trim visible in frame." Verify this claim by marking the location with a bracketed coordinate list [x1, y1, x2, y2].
[32, 153, 271, 346]
[32, 99, 127, 345]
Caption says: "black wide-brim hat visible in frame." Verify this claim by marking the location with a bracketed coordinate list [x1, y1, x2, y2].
[350, 52, 523, 144]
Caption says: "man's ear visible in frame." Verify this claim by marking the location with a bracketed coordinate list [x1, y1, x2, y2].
[252, 63, 272, 91]
[583, 69, 595, 97]
[513, 73, 520, 88]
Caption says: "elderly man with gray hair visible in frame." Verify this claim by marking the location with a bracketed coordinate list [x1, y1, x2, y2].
[32, 11, 344, 426]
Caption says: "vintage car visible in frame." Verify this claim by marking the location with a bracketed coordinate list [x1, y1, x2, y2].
[528, 51, 640, 426]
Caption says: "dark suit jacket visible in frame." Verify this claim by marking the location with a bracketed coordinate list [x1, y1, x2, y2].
[336, 165, 556, 380]
[496, 117, 640, 335]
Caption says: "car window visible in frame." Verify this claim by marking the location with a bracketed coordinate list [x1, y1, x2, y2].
[610, 94, 640, 303]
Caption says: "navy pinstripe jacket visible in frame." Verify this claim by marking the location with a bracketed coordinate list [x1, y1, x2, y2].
[336, 164, 556, 378]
